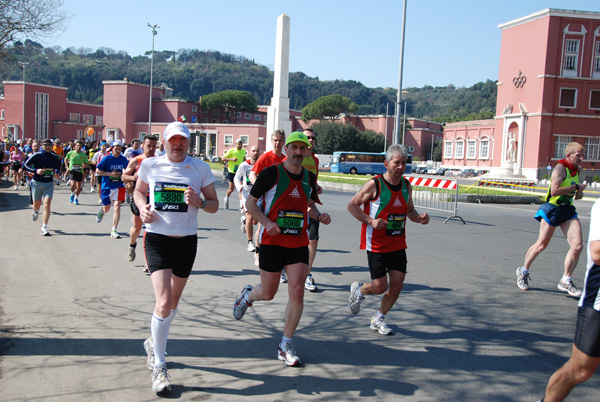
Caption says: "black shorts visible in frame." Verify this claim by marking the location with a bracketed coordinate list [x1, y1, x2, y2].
[259, 244, 308, 272]
[534, 203, 577, 227]
[144, 232, 197, 278]
[227, 171, 236, 183]
[308, 217, 320, 241]
[130, 200, 140, 216]
[89, 164, 96, 172]
[367, 249, 408, 280]
[70, 170, 83, 182]
[11, 162, 21, 171]
[574, 306, 600, 357]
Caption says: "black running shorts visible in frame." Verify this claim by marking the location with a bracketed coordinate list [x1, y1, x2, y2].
[259, 244, 308, 272]
[574, 306, 600, 357]
[144, 232, 197, 278]
[367, 249, 408, 280]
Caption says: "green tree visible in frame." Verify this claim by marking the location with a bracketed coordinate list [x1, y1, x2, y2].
[432, 138, 443, 161]
[301, 94, 358, 123]
[309, 121, 384, 154]
[200, 90, 257, 123]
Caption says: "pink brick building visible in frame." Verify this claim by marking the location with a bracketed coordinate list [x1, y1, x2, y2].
[443, 8, 600, 181]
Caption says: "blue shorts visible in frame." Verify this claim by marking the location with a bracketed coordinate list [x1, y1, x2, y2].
[100, 187, 126, 206]
[534, 203, 577, 227]
[31, 180, 54, 201]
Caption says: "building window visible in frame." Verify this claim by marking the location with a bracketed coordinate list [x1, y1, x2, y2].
[96, 116, 103, 125]
[212, 109, 220, 115]
[224, 135, 233, 145]
[77, 130, 83, 139]
[479, 139, 490, 159]
[466, 140, 477, 159]
[138, 132, 148, 141]
[264, 116, 267, 122]
[83, 114, 93, 125]
[0, 110, 4, 120]
[69, 113, 80, 124]
[211, 119, 219, 123]
[444, 141, 453, 158]
[594, 42, 600, 76]
[591, 90, 600, 109]
[244, 113, 252, 120]
[240, 135, 249, 145]
[586, 137, 600, 160]
[563, 39, 579, 76]
[559, 88, 577, 108]
[35, 93, 49, 140]
[192, 105, 198, 112]
[254, 114, 261, 121]
[554, 136, 573, 158]
[236, 112, 241, 118]
[455, 140, 465, 159]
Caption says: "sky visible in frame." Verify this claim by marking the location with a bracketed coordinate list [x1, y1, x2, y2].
[41, 0, 600, 90]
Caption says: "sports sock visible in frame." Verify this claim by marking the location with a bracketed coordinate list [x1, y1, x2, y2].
[281, 336, 292, 347]
[561, 275, 572, 283]
[375, 311, 385, 321]
[151, 313, 171, 368]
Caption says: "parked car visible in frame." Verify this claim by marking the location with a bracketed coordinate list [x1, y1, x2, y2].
[427, 168, 438, 175]
[437, 168, 448, 176]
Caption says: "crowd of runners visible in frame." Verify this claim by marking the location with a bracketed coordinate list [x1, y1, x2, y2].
[2, 128, 599, 401]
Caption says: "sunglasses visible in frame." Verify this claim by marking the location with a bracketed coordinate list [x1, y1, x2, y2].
[306, 136, 316, 140]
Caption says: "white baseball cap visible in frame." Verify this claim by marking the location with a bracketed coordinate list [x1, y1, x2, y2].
[163, 121, 190, 141]
[112, 140, 123, 147]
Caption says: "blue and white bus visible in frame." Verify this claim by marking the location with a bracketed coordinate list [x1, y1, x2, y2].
[330, 151, 413, 174]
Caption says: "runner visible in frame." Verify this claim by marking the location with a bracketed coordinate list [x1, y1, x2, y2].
[134, 121, 218, 393]
[124, 138, 143, 204]
[52, 139, 64, 185]
[122, 135, 157, 262]
[23, 139, 61, 236]
[91, 142, 110, 203]
[233, 131, 331, 367]
[95, 140, 128, 239]
[88, 141, 99, 192]
[64, 140, 89, 205]
[9, 143, 25, 190]
[222, 138, 246, 209]
[347, 144, 429, 335]
[234, 145, 260, 252]
[249, 129, 286, 270]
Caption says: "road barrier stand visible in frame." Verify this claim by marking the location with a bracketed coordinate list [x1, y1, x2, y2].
[405, 176, 465, 224]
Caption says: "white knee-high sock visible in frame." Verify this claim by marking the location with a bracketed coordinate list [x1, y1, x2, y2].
[151, 313, 171, 368]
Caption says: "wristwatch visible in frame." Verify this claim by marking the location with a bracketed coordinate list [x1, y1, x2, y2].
[200, 198, 207, 209]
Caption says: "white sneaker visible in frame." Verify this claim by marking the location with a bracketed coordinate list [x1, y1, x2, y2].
[110, 230, 121, 239]
[241, 215, 246, 233]
[89, 187, 94, 192]
[348, 282, 364, 314]
[370, 316, 394, 335]
[305, 274, 317, 292]
[247, 241, 256, 252]
[224, 196, 229, 209]
[128, 246, 136, 262]
[13, 185, 18, 190]
[278, 342, 301, 367]
[32, 210, 39, 222]
[280, 271, 288, 283]
[151, 366, 171, 393]
[143, 338, 154, 371]
[40, 227, 51, 236]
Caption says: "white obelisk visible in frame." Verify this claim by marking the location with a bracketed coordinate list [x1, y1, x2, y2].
[266, 14, 292, 151]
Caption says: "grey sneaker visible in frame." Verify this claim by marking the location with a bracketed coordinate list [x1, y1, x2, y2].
[151, 366, 171, 393]
[305, 274, 317, 292]
[143, 338, 154, 371]
[516, 267, 530, 291]
[370, 316, 394, 335]
[280, 271, 288, 283]
[224, 196, 229, 209]
[558, 279, 582, 297]
[96, 209, 104, 223]
[348, 281, 364, 314]
[128, 246, 136, 262]
[241, 215, 246, 233]
[278, 342, 301, 367]
[233, 285, 253, 320]
[32, 210, 39, 222]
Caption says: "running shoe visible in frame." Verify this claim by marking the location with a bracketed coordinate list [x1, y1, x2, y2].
[370, 316, 394, 335]
[247, 241, 256, 252]
[13, 185, 17, 190]
[96, 209, 104, 223]
[305, 274, 317, 292]
[224, 196, 229, 209]
[69, 194, 75, 203]
[152, 366, 171, 393]
[89, 187, 94, 192]
[233, 285, 253, 320]
[143, 338, 154, 371]
[557, 279, 582, 297]
[348, 281, 364, 314]
[74, 198, 79, 205]
[41, 227, 51, 236]
[241, 215, 246, 233]
[32, 210, 39, 222]
[280, 271, 288, 283]
[128, 246, 136, 262]
[111, 230, 121, 239]
[125, 194, 131, 204]
[516, 267, 530, 291]
[278, 342, 301, 367]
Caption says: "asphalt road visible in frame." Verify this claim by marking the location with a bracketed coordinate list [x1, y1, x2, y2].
[1, 173, 599, 401]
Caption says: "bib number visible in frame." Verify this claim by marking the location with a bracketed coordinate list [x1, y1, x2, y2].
[42, 168, 54, 176]
[277, 210, 304, 236]
[154, 182, 188, 212]
[386, 214, 406, 236]
[71, 164, 82, 172]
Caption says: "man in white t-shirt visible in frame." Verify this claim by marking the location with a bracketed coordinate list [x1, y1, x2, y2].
[234, 145, 260, 252]
[537, 198, 600, 402]
[134, 121, 218, 394]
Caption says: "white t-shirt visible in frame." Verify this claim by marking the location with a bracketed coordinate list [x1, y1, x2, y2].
[137, 155, 215, 236]
[580, 198, 600, 310]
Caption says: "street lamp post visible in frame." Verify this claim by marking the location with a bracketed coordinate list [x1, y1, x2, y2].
[147, 23, 159, 137]
[431, 134, 434, 161]
[393, 0, 408, 145]
[19, 62, 28, 140]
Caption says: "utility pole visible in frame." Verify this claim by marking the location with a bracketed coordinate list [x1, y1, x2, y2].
[19, 62, 28, 140]
[393, 0, 408, 145]
[147, 23, 159, 136]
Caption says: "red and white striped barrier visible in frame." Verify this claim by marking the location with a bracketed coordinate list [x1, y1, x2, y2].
[405, 176, 457, 190]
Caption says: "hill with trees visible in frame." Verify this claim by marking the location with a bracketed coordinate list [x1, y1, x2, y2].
[0, 40, 497, 123]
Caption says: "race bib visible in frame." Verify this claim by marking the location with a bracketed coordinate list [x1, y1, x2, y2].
[154, 182, 188, 212]
[277, 210, 304, 236]
[42, 168, 54, 177]
[71, 164, 82, 172]
[108, 171, 122, 183]
[386, 214, 406, 236]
